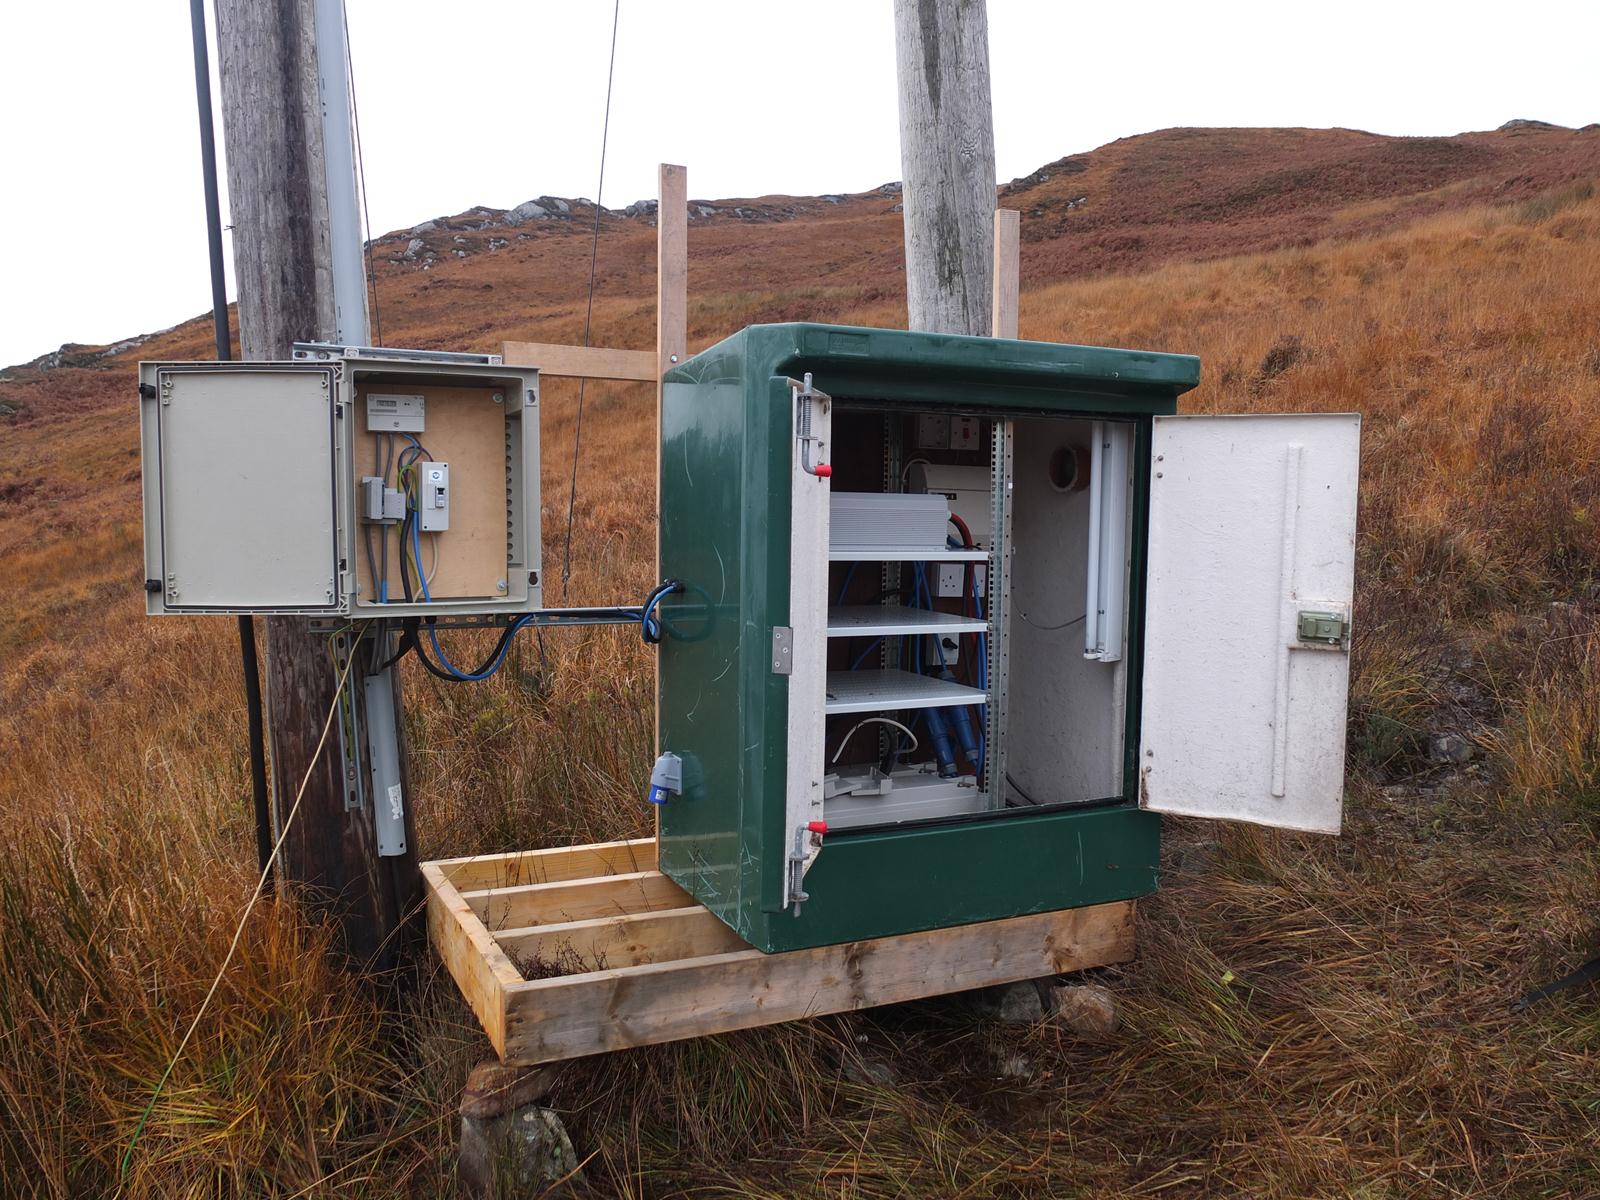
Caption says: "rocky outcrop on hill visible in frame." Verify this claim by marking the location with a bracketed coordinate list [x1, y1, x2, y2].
[1498, 118, 1570, 132]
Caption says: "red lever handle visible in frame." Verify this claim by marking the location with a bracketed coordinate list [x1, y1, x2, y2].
[806, 820, 828, 835]
[814, 464, 833, 478]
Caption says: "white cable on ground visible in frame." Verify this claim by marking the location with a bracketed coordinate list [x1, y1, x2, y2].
[121, 630, 365, 1180]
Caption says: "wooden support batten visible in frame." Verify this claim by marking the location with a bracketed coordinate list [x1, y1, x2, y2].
[498, 342, 655, 382]
[992, 208, 1020, 339]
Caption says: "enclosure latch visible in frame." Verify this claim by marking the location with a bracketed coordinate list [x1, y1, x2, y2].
[793, 373, 831, 479]
[787, 822, 826, 915]
[1296, 610, 1349, 646]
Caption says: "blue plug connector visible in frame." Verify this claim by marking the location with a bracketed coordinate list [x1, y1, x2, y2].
[647, 752, 683, 805]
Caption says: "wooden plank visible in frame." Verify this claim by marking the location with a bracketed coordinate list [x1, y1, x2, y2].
[498, 341, 656, 382]
[656, 164, 688, 380]
[422, 862, 525, 1057]
[655, 163, 688, 843]
[434, 836, 656, 893]
[498, 900, 1136, 1065]
[494, 905, 748, 972]
[992, 208, 1020, 339]
[463, 870, 691, 929]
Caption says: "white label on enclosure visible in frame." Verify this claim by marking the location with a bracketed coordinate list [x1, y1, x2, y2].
[367, 393, 426, 432]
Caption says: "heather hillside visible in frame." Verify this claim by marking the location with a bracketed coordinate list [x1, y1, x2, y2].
[2, 127, 1599, 1197]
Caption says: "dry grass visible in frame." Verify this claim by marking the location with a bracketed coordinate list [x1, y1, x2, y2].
[4, 183, 1600, 1196]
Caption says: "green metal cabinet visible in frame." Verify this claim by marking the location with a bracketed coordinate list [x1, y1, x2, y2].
[656, 323, 1359, 954]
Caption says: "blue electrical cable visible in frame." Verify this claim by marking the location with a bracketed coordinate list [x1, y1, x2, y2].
[427, 614, 536, 682]
[378, 435, 428, 605]
[399, 436, 500, 679]
[851, 638, 883, 670]
[396, 417, 677, 682]
[413, 515, 519, 680]
[410, 462, 678, 682]
[639, 584, 673, 643]
[836, 562, 858, 606]
[413, 516, 430, 602]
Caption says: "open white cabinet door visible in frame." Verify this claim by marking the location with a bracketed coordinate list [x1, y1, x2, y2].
[783, 376, 831, 910]
[1139, 413, 1360, 833]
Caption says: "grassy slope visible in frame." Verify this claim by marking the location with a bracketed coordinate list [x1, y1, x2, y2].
[3, 130, 1600, 1196]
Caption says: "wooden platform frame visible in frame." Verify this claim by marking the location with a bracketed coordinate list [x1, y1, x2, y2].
[424, 837, 1135, 1064]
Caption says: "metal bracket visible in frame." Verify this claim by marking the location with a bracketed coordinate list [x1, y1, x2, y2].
[771, 626, 794, 674]
[329, 630, 366, 814]
[292, 340, 503, 366]
[363, 665, 407, 856]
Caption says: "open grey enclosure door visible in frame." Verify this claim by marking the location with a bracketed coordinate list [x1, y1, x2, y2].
[1138, 413, 1361, 833]
[147, 364, 341, 612]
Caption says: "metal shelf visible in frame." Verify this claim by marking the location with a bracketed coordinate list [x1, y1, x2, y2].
[827, 605, 988, 638]
[824, 669, 987, 715]
[828, 546, 988, 562]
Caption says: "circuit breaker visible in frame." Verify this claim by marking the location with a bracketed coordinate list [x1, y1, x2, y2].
[655, 323, 1360, 954]
[138, 346, 541, 618]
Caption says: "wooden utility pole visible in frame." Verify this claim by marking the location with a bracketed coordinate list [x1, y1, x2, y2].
[896, 0, 1064, 1021]
[215, 0, 418, 962]
[893, 0, 997, 336]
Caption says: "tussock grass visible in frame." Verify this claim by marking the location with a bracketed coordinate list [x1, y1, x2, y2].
[1517, 179, 1596, 225]
[4, 191, 1600, 1196]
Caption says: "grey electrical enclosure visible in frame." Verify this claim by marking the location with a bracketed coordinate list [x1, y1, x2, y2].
[139, 352, 542, 618]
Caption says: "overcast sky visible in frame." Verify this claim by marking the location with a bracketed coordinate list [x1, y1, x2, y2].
[1, 0, 1594, 368]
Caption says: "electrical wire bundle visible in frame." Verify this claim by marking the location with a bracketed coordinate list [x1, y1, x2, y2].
[370, 579, 683, 684]
[356, 431, 435, 607]
[357, 430, 681, 683]
[394, 434, 435, 604]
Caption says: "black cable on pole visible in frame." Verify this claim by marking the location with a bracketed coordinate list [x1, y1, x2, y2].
[342, 6, 382, 347]
[190, 0, 229, 363]
[559, 0, 621, 603]
[190, 0, 274, 885]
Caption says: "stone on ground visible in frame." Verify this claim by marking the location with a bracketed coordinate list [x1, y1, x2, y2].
[459, 1062, 577, 1198]
[1050, 982, 1120, 1039]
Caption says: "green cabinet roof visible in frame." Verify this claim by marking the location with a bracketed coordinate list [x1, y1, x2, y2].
[666, 322, 1201, 410]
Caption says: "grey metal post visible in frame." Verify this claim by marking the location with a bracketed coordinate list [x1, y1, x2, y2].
[311, 0, 369, 345]
[308, 0, 413, 870]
